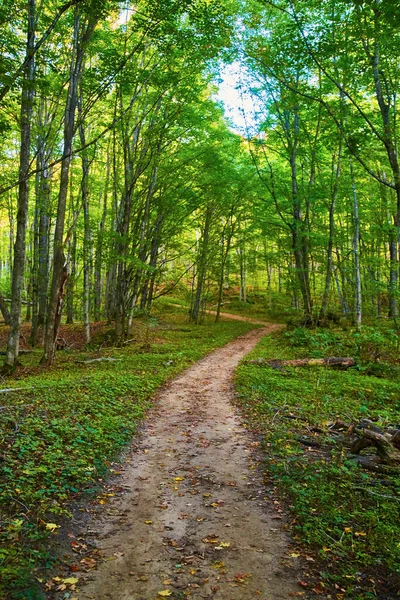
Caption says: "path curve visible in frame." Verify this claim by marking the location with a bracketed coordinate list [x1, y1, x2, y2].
[73, 323, 302, 600]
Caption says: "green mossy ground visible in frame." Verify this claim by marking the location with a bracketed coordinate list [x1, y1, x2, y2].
[0, 308, 254, 599]
[235, 325, 400, 600]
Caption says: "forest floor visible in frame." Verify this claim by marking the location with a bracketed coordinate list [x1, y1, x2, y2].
[2, 304, 399, 599]
[54, 321, 304, 600]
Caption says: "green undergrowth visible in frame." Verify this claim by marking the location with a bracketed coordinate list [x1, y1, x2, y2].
[0, 313, 254, 599]
[235, 326, 400, 600]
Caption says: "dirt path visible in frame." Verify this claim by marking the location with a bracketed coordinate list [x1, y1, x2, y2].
[74, 323, 302, 600]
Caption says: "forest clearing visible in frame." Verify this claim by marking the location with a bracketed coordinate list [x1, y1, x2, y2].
[1, 0, 400, 599]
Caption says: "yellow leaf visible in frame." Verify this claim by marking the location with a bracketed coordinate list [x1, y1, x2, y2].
[211, 561, 225, 570]
[289, 552, 300, 558]
[158, 591, 172, 597]
[62, 577, 79, 585]
[219, 542, 230, 548]
[355, 532, 367, 537]
[174, 477, 183, 482]
[144, 520, 153, 525]
[210, 503, 219, 508]
[45, 523, 60, 532]
[344, 527, 352, 533]
[322, 546, 332, 552]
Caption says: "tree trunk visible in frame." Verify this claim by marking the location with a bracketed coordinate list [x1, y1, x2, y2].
[42, 8, 97, 365]
[189, 205, 213, 324]
[94, 141, 110, 321]
[350, 158, 362, 330]
[0, 291, 11, 324]
[320, 142, 342, 320]
[78, 89, 91, 344]
[4, 0, 35, 370]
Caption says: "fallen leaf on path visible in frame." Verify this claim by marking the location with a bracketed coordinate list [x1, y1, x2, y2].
[144, 520, 153, 525]
[45, 523, 60, 532]
[158, 590, 172, 597]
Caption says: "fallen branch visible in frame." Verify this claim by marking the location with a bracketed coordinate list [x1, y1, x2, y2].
[77, 357, 120, 365]
[295, 435, 321, 448]
[246, 357, 356, 369]
[353, 486, 400, 502]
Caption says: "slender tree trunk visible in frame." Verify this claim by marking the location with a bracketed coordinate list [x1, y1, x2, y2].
[190, 205, 213, 324]
[66, 228, 76, 324]
[94, 142, 110, 321]
[0, 291, 11, 324]
[78, 90, 91, 344]
[31, 109, 51, 343]
[215, 221, 233, 323]
[5, 0, 35, 369]
[350, 158, 362, 330]
[42, 9, 96, 364]
[320, 142, 342, 320]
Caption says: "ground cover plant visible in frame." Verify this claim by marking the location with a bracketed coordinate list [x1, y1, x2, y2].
[0, 309, 255, 599]
[235, 324, 400, 600]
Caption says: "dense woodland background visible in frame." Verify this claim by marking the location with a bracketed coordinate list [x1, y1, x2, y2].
[1, 0, 400, 365]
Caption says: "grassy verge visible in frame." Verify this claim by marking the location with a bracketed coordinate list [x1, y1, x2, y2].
[0, 311, 254, 599]
[235, 325, 400, 600]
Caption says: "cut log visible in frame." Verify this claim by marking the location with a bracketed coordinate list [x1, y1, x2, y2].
[246, 357, 356, 369]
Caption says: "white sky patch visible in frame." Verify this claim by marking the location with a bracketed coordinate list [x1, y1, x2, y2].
[215, 62, 263, 136]
[117, 7, 131, 26]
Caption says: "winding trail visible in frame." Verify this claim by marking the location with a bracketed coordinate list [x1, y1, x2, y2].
[75, 320, 302, 600]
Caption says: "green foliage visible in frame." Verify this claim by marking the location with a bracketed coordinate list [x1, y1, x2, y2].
[0, 313, 253, 598]
[235, 328, 400, 598]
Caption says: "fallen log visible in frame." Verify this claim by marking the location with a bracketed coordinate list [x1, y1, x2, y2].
[348, 455, 400, 475]
[0, 350, 32, 355]
[246, 357, 356, 369]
